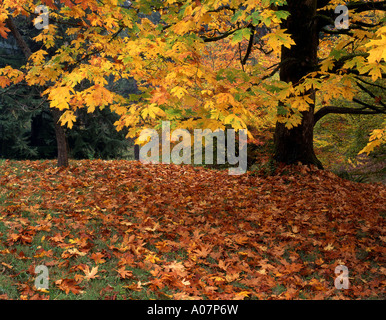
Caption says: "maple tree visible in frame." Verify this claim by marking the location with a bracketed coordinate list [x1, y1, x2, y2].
[0, 0, 384, 167]
[273, 0, 385, 168]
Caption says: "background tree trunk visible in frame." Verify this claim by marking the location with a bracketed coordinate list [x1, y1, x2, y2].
[51, 108, 69, 167]
[6, 16, 69, 167]
[134, 144, 140, 160]
[273, 0, 323, 169]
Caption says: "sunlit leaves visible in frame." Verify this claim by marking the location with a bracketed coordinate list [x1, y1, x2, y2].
[115, 266, 133, 279]
[0, 66, 24, 88]
[44, 85, 73, 111]
[0, 0, 384, 152]
[0, 21, 10, 38]
[59, 110, 77, 129]
[55, 278, 83, 295]
[262, 28, 295, 52]
[80, 266, 100, 280]
[230, 28, 252, 44]
[141, 104, 166, 119]
[365, 36, 386, 64]
[359, 126, 386, 155]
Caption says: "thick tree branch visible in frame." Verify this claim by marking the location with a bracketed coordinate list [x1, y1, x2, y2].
[5, 17, 32, 59]
[318, 0, 386, 15]
[346, 0, 386, 13]
[321, 27, 353, 36]
[317, 1, 386, 31]
[314, 105, 381, 125]
[317, 0, 333, 9]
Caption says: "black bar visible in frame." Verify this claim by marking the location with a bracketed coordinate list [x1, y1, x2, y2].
[0, 300, 383, 318]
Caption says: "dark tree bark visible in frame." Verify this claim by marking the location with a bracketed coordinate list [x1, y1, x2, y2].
[51, 108, 69, 167]
[5, 16, 69, 167]
[273, 0, 323, 169]
[5, 17, 32, 58]
[134, 144, 140, 160]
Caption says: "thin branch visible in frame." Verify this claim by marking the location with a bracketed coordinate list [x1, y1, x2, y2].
[71, 26, 124, 68]
[22, 6, 85, 28]
[262, 64, 280, 80]
[346, 1, 386, 13]
[355, 81, 386, 108]
[201, 28, 239, 42]
[351, 20, 383, 28]
[317, 1, 386, 30]
[207, 5, 236, 13]
[0, 85, 16, 96]
[316, 53, 369, 75]
[238, 43, 245, 72]
[355, 76, 386, 90]
[352, 97, 385, 112]
[241, 27, 255, 65]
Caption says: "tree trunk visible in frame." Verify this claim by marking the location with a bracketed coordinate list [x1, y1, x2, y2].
[6, 16, 69, 167]
[134, 143, 140, 160]
[273, 0, 323, 169]
[51, 108, 69, 167]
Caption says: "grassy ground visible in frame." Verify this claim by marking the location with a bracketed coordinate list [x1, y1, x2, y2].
[0, 159, 385, 300]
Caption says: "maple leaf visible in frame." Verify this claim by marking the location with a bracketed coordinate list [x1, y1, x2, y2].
[7, 233, 20, 244]
[59, 110, 77, 129]
[365, 28, 386, 63]
[150, 87, 170, 105]
[308, 279, 327, 291]
[193, 246, 211, 258]
[46, 86, 73, 111]
[115, 266, 133, 279]
[225, 272, 240, 283]
[210, 276, 225, 283]
[55, 279, 83, 294]
[81, 266, 100, 280]
[0, 76, 10, 88]
[50, 233, 67, 243]
[257, 268, 267, 275]
[233, 291, 250, 300]
[323, 243, 334, 251]
[170, 86, 188, 99]
[262, 28, 295, 52]
[90, 252, 106, 264]
[61, 248, 88, 259]
[0, 22, 10, 39]
[218, 260, 230, 271]
[145, 253, 161, 264]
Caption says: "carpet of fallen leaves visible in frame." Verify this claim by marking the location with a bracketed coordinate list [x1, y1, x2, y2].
[0, 159, 385, 300]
